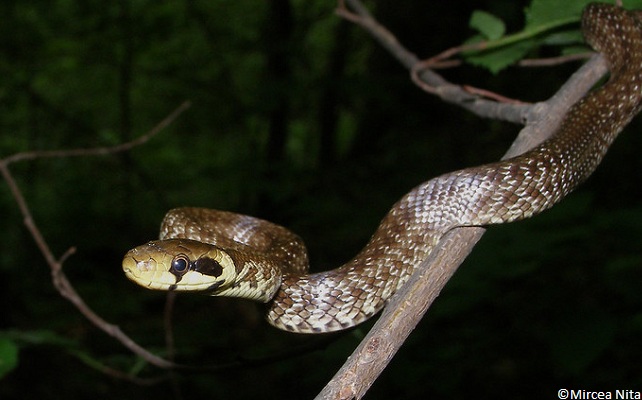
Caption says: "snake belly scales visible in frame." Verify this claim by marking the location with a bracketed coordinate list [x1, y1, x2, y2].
[123, 3, 642, 334]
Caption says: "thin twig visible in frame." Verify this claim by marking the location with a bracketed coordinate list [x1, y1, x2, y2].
[338, 0, 532, 125]
[519, 52, 592, 67]
[163, 292, 185, 399]
[0, 102, 192, 372]
[461, 85, 525, 105]
[3, 101, 191, 165]
[70, 349, 168, 385]
[164, 292, 178, 362]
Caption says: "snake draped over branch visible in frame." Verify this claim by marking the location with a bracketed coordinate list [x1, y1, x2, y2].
[123, 3, 642, 334]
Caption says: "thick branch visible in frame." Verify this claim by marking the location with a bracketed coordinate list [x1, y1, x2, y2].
[318, 54, 607, 400]
[318, 2, 609, 398]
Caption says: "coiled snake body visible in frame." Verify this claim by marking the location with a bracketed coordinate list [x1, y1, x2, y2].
[123, 3, 642, 333]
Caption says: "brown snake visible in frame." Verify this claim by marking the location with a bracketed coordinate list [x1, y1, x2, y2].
[123, 3, 642, 333]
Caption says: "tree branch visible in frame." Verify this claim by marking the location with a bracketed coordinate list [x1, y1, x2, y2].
[318, 1, 609, 398]
[336, 0, 534, 124]
[3, 101, 191, 165]
[0, 101, 191, 372]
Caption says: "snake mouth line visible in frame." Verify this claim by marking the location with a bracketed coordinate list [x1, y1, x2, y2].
[200, 280, 225, 293]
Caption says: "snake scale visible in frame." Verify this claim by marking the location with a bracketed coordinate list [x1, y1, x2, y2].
[123, 3, 642, 333]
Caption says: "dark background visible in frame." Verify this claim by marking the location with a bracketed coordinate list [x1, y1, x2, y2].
[1, 0, 641, 398]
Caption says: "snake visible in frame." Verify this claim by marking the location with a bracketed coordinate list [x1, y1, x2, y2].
[123, 3, 642, 334]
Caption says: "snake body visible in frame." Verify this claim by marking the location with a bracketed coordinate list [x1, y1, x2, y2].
[123, 3, 642, 333]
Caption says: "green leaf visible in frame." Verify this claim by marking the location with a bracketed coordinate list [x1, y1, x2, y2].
[469, 10, 505, 41]
[0, 329, 76, 348]
[0, 338, 19, 379]
[466, 38, 537, 74]
[463, 0, 591, 73]
[624, 0, 642, 8]
[524, 0, 593, 29]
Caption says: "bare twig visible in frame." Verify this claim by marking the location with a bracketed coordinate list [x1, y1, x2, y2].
[461, 85, 525, 105]
[317, 0, 610, 397]
[3, 101, 191, 165]
[0, 101, 192, 372]
[71, 349, 168, 385]
[337, 0, 532, 126]
[164, 292, 178, 362]
[519, 52, 592, 67]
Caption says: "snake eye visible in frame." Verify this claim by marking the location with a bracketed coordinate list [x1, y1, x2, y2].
[170, 254, 190, 275]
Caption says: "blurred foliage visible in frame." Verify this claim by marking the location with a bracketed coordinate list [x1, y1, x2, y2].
[1, 0, 641, 399]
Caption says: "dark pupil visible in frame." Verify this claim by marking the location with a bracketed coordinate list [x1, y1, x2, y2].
[171, 256, 189, 274]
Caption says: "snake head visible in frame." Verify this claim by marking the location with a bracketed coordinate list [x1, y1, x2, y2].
[122, 239, 237, 293]
[123, 238, 280, 302]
